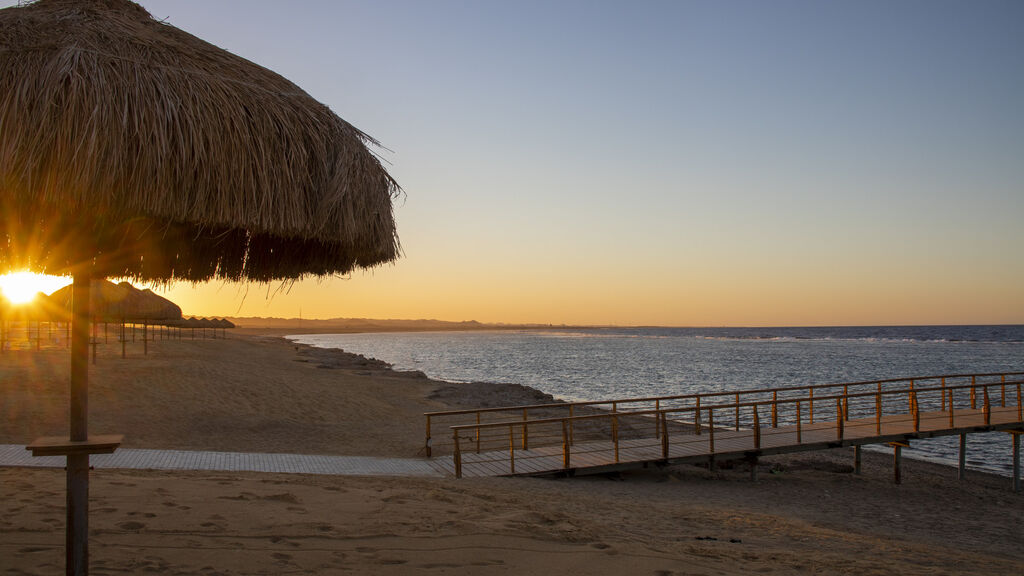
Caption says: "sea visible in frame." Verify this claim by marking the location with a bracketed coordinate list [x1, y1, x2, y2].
[289, 325, 1024, 477]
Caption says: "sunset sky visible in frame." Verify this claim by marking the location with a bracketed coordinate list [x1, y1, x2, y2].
[3, 0, 1022, 326]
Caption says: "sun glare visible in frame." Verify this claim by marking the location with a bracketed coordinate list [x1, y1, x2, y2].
[0, 272, 72, 305]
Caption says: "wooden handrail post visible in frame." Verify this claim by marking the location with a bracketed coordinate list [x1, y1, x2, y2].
[908, 380, 915, 412]
[476, 412, 481, 454]
[509, 425, 516, 474]
[1001, 374, 1006, 408]
[772, 390, 778, 428]
[612, 414, 620, 463]
[453, 429, 462, 479]
[569, 404, 575, 445]
[941, 377, 946, 411]
[660, 412, 669, 460]
[708, 409, 715, 453]
[983, 386, 991, 426]
[1018, 382, 1022, 422]
[913, 391, 920, 432]
[796, 401, 802, 443]
[521, 409, 529, 450]
[695, 397, 702, 435]
[949, 388, 955, 428]
[735, 393, 740, 431]
[809, 388, 814, 424]
[655, 399, 661, 438]
[425, 415, 432, 458]
[843, 384, 849, 421]
[837, 399, 843, 440]
[752, 405, 761, 449]
[971, 376, 977, 409]
[875, 393, 882, 435]
[562, 419, 570, 469]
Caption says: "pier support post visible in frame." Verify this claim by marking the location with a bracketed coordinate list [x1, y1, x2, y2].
[889, 441, 908, 485]
[958, 433, 967, 481]
[853, 445, 862, 475]
[1011, 431, 1022, 494]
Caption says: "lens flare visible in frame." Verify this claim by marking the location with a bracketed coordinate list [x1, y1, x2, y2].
[0, 272, 71, 305]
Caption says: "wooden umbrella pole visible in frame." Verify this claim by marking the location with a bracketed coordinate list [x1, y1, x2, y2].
[68, 272, 91, 576]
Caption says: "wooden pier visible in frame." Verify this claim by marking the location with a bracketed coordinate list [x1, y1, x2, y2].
[424, 372, 1024, 489]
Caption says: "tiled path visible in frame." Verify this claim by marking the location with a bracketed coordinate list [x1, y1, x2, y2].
[0, 444, 448, 477]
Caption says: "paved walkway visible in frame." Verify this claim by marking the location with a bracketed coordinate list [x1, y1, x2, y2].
[0, 444, 447, 478]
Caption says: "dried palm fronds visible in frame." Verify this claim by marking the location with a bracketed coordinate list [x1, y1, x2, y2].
[0, 0, 401, 282]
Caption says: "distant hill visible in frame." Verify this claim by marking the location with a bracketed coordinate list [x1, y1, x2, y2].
[224, 317, 567, 335]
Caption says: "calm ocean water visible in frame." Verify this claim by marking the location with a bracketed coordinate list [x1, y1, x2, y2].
[290, 326, 1024, 476]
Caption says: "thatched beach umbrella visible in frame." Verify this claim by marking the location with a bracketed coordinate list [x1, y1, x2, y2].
[50, 280, 183, 324]
[0, 1, 401, 574]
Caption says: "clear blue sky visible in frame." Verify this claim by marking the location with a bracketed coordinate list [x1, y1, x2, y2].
[5, 0, 1023, 325]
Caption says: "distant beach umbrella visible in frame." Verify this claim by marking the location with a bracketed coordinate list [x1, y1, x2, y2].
[50, 280, 183, 323]
[0, 1, 401, 574]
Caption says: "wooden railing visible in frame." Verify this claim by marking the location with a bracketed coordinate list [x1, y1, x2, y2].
[440, 376, 1024, 478]
[425, 372, 1024, 457]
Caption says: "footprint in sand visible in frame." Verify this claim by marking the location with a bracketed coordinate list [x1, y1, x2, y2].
[118, 521, 146, 531]
[263, 493, 299, 504]
[218, 492, 257, 501]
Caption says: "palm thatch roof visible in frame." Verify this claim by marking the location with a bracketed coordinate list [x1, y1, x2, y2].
[0, 0, 401, 283]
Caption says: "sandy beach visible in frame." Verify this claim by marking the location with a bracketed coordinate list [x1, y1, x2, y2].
[2, 331, 1022, 575]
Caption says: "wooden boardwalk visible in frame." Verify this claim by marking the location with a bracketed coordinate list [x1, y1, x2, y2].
[433, 406, 1023, 479]
[424, 373, 1024, 488]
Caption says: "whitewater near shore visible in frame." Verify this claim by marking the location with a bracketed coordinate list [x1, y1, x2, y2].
[1, 331, 1021, 574]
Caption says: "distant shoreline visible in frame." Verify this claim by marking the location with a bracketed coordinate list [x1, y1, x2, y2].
[226, 317, 1024, 337]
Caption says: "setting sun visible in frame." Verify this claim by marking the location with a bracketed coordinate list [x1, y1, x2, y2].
[0, 272, 71, 305]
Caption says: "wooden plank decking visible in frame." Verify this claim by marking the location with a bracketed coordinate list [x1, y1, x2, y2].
[434, 406, 1024, 478]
